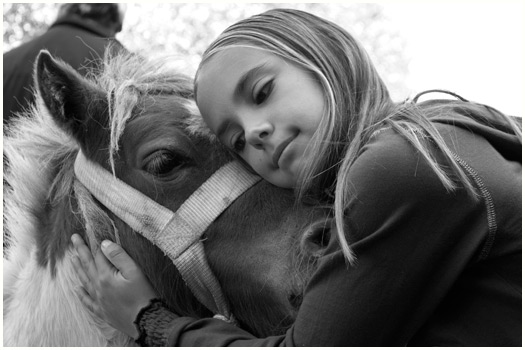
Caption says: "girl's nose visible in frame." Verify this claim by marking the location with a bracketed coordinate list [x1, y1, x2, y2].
[245, 122, 273, 150]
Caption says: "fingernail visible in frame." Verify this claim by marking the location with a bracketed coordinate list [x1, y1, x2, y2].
[101, 240, 112, 249]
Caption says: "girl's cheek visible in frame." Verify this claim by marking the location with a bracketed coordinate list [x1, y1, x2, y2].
[251, 160, 267, 177]
[237, 154, 258, 173]
[242, 152, 259, 168]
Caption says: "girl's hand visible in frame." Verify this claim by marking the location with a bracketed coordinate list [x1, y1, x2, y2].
[71, 234, 158, 339]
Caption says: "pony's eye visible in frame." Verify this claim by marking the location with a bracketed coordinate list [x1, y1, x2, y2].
[254, 80, 273, 105]
[143, 150, 188, 176]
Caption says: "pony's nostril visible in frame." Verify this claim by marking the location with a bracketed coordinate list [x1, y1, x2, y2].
[300, 219, 333, 257]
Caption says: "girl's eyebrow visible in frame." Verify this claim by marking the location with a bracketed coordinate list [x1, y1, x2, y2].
[234, 62, 269, 100]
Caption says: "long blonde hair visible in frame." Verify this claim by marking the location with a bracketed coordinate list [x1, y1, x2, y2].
[197, 8, 522, 263]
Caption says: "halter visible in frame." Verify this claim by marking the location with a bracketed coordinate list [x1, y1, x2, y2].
[73, 151, 261, 323]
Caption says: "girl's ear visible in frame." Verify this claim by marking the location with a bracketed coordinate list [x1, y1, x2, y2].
[35, 50, 109, 152]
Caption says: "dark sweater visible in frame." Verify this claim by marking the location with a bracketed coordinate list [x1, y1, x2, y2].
[137, 102, 522, 346]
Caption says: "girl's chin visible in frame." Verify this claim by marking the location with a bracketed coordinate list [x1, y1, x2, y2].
[271, 178, 295, 189]
[265, 171, 296, 189]
[279, 171, 298, 189]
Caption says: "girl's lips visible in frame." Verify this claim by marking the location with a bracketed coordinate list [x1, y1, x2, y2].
[272, 135, 296, 168]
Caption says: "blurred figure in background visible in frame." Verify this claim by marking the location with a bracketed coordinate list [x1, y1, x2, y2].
[3, 3, 127, 127]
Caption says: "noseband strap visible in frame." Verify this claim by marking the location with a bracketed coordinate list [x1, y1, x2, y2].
[74, 151, 261, 323]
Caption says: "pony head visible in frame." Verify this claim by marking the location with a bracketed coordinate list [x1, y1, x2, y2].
[3, 50, 334, 345]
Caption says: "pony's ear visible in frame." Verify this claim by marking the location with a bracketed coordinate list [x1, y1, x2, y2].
[35, 50, 107, 148]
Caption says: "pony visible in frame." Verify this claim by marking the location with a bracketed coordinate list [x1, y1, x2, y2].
[3, 50, 332, 346]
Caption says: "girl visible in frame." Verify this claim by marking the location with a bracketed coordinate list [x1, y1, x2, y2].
[71, 8, 522, 346]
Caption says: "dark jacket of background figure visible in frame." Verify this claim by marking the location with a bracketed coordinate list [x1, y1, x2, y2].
[3, 13, 126, 127]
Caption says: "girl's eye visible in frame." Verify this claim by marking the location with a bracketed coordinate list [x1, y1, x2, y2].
[143, 150, 189, 176]
[254, 80, 273, 105]
[232, 134, 246, 153]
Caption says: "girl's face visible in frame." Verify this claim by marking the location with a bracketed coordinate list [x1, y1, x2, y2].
[196, 47, 325, 188]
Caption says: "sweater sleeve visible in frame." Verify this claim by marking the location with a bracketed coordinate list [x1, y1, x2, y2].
[142, 129, 491, 346]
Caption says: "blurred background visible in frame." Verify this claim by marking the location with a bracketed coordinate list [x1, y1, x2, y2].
[3, 2, 524, 116]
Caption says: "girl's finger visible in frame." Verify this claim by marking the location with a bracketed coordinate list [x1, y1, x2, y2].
[99, 240, 139, 280]
[71, 234, 99, 280]
[77, 286, 98, 314]
[94, 242, 118, 278]
[71, 254, 97, 298]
